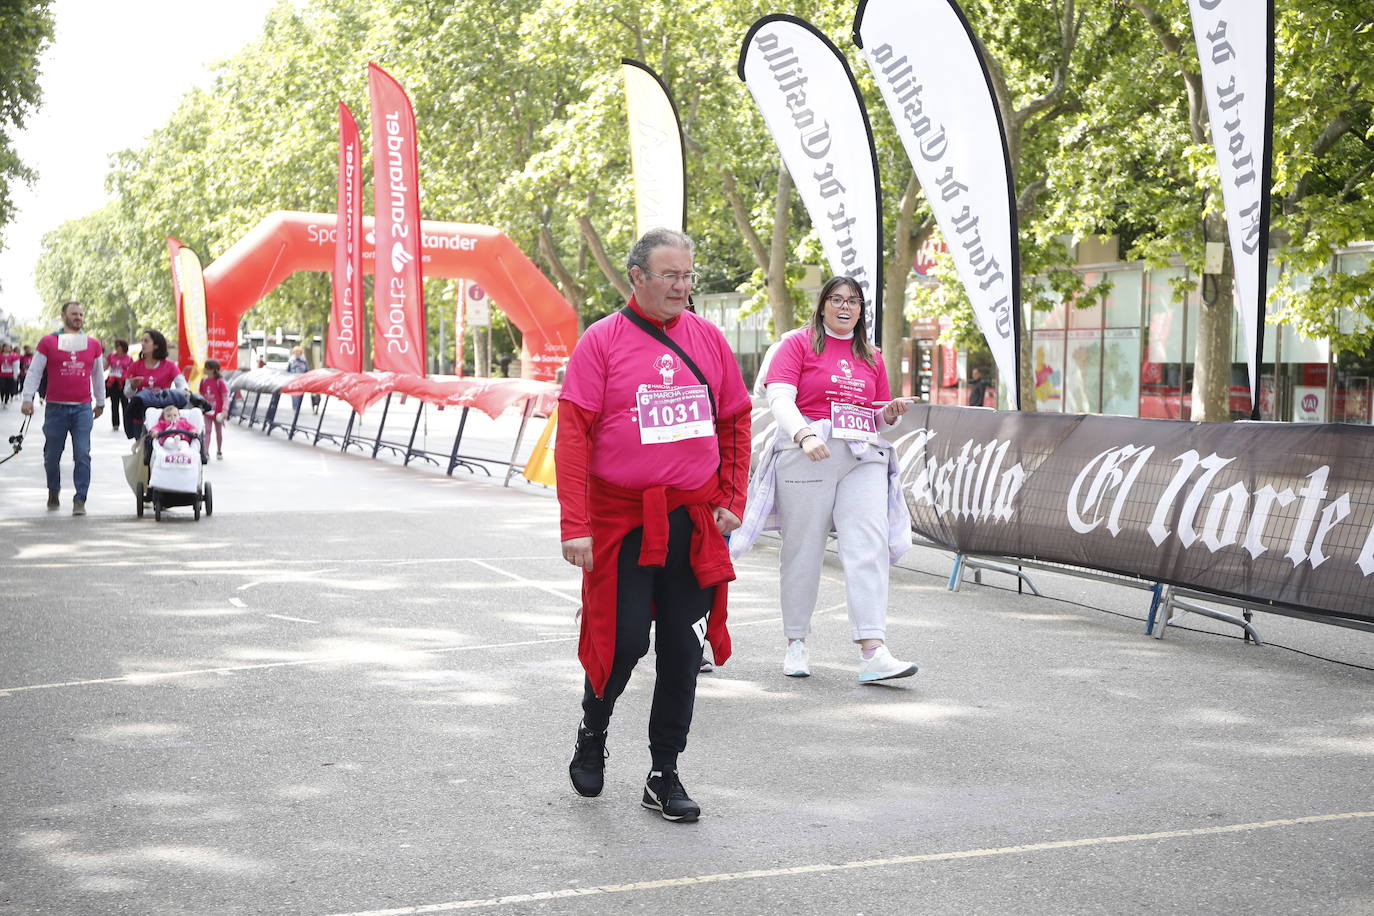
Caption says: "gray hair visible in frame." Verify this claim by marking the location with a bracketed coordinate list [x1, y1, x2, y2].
[626, 228, 694, 282]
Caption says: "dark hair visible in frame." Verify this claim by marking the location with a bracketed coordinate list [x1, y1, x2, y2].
[61, 300, 81, 315]
[141, 329, 169, 361]
[204, 359, 221, 376]
[115, 338, 129, 354]
[809, 276, 876, 367]
[626, 228, 693, 282]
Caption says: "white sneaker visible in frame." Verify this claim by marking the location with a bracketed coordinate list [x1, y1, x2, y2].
[782, 640, 810, 677]
[858, 646, 918, 683]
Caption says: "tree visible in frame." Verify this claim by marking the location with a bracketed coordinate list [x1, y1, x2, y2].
[0, 0, 55, 248]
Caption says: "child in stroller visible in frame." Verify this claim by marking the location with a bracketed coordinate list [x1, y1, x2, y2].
[130, 404, 213, 521]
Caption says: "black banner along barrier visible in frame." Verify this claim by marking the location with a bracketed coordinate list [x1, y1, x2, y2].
[751, 404, 1374, 626]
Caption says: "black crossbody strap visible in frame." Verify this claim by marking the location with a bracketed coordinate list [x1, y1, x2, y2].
[619, 306, 717, 421]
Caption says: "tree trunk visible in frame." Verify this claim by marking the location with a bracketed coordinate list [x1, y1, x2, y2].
[1190, 213, 1234, 421]
[578, 216, 633, 301]
[475, 326, 490, 378]
[767, 161, 796, 336]
[882, 172, 931, 393]
[1019, 320, 1035, 412]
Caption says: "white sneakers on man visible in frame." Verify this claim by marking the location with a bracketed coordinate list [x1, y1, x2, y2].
[782, 640, 810, 677]
[858, 646, 919, 683]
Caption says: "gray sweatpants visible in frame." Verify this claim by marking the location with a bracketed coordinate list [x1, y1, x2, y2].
[775, 440, 890, 642]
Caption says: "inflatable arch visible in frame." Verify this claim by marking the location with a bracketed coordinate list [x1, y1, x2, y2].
[200, 210, 578, 381]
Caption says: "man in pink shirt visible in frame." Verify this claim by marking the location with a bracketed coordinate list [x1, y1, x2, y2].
[21, 301, 106, 515]
[558, 229, 752, 823]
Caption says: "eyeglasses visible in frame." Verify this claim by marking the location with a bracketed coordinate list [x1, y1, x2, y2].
[826, 295, 864, 308]
[640, 269, 699, 285]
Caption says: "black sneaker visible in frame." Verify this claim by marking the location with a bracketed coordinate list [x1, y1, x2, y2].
[46, 491, 59, 510]
[568, 724, 608, 798]
[642, 770, 701, 823]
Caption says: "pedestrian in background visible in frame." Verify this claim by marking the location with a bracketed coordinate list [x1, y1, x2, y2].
[558, 228, 751, 823]
[20, 301, 106, 515]
[123, 329, 188, 441]
[0, 344, 19, 407]
[105, 339, 133, 430]
[286, 346, 309, 415]
[967, 367, 990, 407]
[200, 359, 229, 460]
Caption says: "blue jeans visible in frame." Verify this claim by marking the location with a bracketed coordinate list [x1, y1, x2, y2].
[43, 402, 94, 501]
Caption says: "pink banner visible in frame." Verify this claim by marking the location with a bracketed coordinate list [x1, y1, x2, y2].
[328, 102, 364, 373]
[281, 370, 558, 419]
[368, 63, 427, 375]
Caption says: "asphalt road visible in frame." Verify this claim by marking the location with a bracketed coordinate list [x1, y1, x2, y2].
[1, 408, 1372, 915]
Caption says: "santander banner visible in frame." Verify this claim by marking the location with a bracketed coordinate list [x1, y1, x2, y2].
[329, 102, 364, 373]
[368, 63, 427, 376]
[855, 0, 1022, 407]
[1187, 0, 1273, 414]
[739, 15, 884, 342]
[168, 237, 209, 390]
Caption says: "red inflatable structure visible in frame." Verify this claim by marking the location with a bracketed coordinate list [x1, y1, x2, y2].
[200, 211, 578, 381]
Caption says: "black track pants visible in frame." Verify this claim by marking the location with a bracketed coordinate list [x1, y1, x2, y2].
[581, 506, 715, 772]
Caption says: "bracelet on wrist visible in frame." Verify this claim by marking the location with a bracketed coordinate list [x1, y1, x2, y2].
[799, 433, 818, 444]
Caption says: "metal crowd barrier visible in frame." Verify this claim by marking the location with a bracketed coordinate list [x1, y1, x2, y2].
[227, 390, 543, 485]
[940, 545, 1374, 645]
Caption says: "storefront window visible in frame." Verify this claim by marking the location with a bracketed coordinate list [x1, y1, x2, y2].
[1031, 331, 1065, 412]
[1142, 267, 1188, 418]
[1105, 268, 1144, 329]
[1065, 330, 1102, 413]
[1069, 272, 1104, 329]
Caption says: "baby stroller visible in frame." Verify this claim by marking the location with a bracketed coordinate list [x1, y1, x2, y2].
[126, 406, 214, 521]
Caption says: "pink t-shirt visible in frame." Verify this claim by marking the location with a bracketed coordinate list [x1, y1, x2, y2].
[766, 328, 889, 420]
[560, 307, 751, 491]
[201, 377, 230, 415]
[0, 353, 19, 377]
[106, 353, 134, 381]
[36, 333, 104, 403]
[127, 359, 182, 392]
[151, 417, 197, 444]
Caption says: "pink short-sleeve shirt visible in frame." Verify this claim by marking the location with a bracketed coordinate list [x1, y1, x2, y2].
[765, 328, 889, 420]
[36, 333, 104, 403]
[560, 308, 751, 491]
[127, 359, 182, 392]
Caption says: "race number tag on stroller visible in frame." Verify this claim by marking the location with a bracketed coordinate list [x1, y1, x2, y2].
[637, 385, 713, 444]
[831, 402, 877, 442]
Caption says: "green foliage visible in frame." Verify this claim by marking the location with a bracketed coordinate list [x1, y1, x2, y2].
[27, 0, 1373, 381]
[0, 0, 54, 246]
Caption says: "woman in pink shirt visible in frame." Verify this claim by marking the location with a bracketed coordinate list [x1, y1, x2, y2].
[0, 343, 19, 407]
[104, 338, 133, 430]
[759, 276, 918, 684]
[123, 329, 187, 440]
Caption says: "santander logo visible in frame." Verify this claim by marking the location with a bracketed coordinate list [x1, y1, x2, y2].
[391, 242, 414, 273]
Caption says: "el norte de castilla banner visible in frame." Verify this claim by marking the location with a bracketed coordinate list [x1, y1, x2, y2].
[855, 0, 1022, 406]
[740, 14, 884, 342]
[749, 404, 1374, 625]
[1187, 0, 1275, 414]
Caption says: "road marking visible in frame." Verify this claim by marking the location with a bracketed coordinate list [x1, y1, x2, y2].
[266, 614, 320, 625]
[228, 598, 246, 609]
[0, 636, 575, 696]
[326, 810, 1374, 915]
[463, 558, 580, 606]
